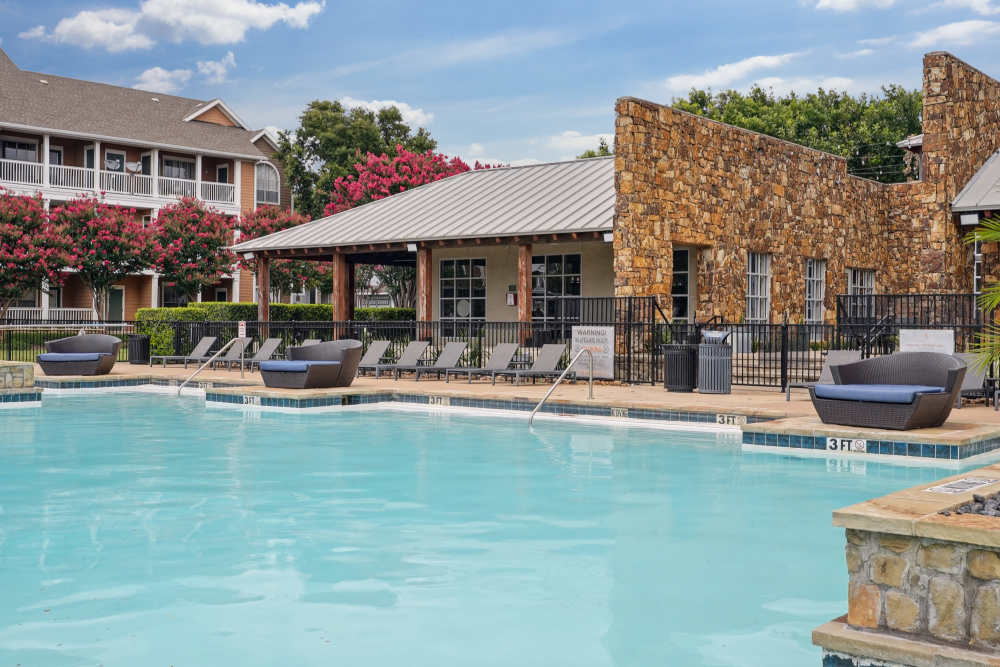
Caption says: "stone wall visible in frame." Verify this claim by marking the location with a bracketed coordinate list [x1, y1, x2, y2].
[846, 527, 1000, 652]
[613, 51, 1000, 323]
[0, 362, 32, 389]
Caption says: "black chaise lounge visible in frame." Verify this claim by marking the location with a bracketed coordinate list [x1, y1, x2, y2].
[445, 343, 520, 384]
[150, 336, 216, 367]
[954, 352, 989, 408]
[184, 337, 252, 369]
[809, 352, 966, 430]
[259, 340, 363, 389]
[396, 341, 468, 380]
[231, 337, 282, 371]
[37, 334, 121, 376]
[492, 344, 570, 385]
[785, 350, 862, 401]
[354, 340, 391, 375]
[360, 341, 429, 378]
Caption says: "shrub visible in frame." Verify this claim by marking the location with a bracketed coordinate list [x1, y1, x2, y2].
[354, 307, 415, 321]
[135, 307, 206, 356]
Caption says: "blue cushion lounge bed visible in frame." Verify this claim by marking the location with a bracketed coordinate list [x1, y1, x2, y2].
[37, 334, 121, 376]
[808, 352, 966, 430]
[260, 340, 363, 389]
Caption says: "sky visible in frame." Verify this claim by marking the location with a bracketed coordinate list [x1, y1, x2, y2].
[1, 0, 999, 165]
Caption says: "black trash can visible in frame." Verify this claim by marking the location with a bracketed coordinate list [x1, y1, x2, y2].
[662, 344, 698, 391]
[127, 334, 150, 365]
[697, 330, 732, 394]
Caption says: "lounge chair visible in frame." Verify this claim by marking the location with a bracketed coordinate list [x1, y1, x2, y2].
[809, 352, 966, 430]
[445, 343, 519, 384]
[37, 334, 121, 376]
[355, 340, 391, 376]
[183, 336, 251, 369]
[300, 339, 321, 347]
[233, 337, 282, 371]
[150, 336, 216, 367]
[492, 344, 569, 385]
[396, 341, 468, 380]
[260, 340, 363, 389]
[785, 350, 862, 401]
[359, 341, 429, 378]
[954, 353, 989, 408]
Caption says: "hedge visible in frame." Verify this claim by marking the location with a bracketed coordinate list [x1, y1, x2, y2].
[138, 303, 416, 325]
[135, 307, 206, 356]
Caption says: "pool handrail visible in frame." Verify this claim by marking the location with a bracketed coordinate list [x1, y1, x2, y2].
[528, 347, 594, 426]
[177, 337, 242, 396]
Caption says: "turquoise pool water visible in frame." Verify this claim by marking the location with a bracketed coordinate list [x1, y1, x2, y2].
[0, 395, 958, 666]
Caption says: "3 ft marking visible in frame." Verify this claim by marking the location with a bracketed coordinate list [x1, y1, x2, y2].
[428, 395, 450, 407]
[827, 437, 867, 452]
[611, 407, 629, 418]
[716, 414, 747, 426]
[242, 395, 261, 406]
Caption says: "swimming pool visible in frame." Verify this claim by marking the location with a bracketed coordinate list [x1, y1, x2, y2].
[0, 395, 958, 666]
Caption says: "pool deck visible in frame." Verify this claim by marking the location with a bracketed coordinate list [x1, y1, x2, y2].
[26, 362, 1000, 464]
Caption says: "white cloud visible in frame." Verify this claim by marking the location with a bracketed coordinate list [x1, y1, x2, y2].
[913, 20, 1000, 47]
[812, 0, 896, 10]
[754, 75, 857, 95]
[836, 48, 875, 59]
[665, 52, 804, 93]
[19, 0, 323, 52]
[467, 143, 485, 156]
[930, 0, 1000, 14]
[197, 51, 236, 84]
[857, 35, 896, 46]
[546, 130, 613, 160]
[340, 96, 435, 127]
[133, 66, 192, 93]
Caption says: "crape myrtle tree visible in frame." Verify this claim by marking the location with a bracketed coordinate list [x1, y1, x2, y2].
[49, 196, 152, 319]
[152, 198, 235, 302]
[236, 205, 330, 297]
[0, 190, 75, 320]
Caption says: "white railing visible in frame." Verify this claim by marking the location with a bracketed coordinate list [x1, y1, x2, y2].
[5, 307, 97, 322]
[201, 181, 236, 204]
[159, 176, 197, 199]
[0, 158, 43, 185]
[50, 164, 94, 191]
[101, 171, 154, 197]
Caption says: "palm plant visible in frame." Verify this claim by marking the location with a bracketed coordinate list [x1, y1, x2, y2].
[965, 216, 1000, 369]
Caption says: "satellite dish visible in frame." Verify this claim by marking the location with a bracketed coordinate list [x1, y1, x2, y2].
[104, 156, 122, 171]
[125, 161, 143, 174]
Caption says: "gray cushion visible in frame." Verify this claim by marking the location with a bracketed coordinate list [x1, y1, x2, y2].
[259, 360, 341, 373]
[814, 384, 946, 404]
[38, 352, 104, 362]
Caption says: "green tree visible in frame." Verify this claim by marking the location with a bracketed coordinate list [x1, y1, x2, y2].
[277, 101, 437, 217]
[577, 137, 612, 159]
[672, 84, 922, 183]
[965, 217, 1000, 369]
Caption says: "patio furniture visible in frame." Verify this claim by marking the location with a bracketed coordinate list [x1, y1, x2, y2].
[808, 352, 966, 430]
[183, 337, 251, 369]
[445, 343, 519, 384]
[398, 342, 468, 380]
[355, 341, 391, 375]
[954, 353, 989, 408]
[492, 344, 570, 385]
[785, 350, 862, 401]
[360, 341, 429, 378]
[301, 339, 321, 347]
[150, 336, 217, 367]
[233, 337, 282, 371]
[260, 340, 363, 389]
[36, 334, 121, 376]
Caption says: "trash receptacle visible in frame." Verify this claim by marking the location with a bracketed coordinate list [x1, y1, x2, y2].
[662, 344, 698, 391]
[127, 334, 150, 365]
[698, 330, 732, 394]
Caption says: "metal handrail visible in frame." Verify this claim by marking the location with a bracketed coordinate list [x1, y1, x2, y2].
[528, 348, 594, 426]
[177, 338, 239, 396]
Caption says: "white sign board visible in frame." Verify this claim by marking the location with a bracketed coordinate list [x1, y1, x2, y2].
[571, 326, 614, 379]
[238, 320, 247, 338]
[899, 329, 954, 355]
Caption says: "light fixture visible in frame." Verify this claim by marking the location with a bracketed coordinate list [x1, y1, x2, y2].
[602, 232, 614, 243]
[243, 252, 255, 259]
[406, 243, 418, 252]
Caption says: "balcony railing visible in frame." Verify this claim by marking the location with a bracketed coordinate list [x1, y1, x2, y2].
[50, 164, 94, 191]
[201, 181, 236, 204]
[158, 176, 197, 199]
[101, 171, 154, 197]
[5, 307, 97, 322]
[0, 158, 43, 185]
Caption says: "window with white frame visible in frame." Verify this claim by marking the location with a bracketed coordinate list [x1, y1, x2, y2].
[255, 162, 280, 205]
[847, 267, 876, 319]
[440, 258, 486, 321]
[162, 157, 194, 180]
[1, 139, 37, 162]
[745, 252, 772, 323]
[974, 239, 984, 296]
[531, 253, 582, 321]
[804, 258, 826, 324]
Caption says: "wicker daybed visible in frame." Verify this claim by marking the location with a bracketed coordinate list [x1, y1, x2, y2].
[259, 339, 363, 389]
[37, 334, 121, 376]
[808, 352, 966, 431]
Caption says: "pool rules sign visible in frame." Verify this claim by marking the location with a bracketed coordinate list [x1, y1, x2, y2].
[571, 326, 615, 379]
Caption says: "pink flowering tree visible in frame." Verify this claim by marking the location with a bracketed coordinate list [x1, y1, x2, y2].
[325, 147, 497, 307]
[49, 196, 152, 318]
[152, 198, 236, 302]
[0, 190, 75, 320]
[236, 206, 330, 296]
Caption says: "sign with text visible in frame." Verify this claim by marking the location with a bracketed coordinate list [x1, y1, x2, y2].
[571, 326, 615, 379]
[238, 320, 247, 338]
[899, 329, 954, 355]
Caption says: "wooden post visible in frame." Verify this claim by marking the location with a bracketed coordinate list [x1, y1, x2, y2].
[257, 256, 270, 323]
[332, 251, 352, 324]
[347, 261, 356, 321]
[517, 243, 532, 322]
[416, 247, 432, 322]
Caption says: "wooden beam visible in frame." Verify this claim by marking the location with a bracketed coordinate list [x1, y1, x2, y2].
[257, 256, 270, 323]
[331, 252, 351, 322]
[517, 243, 532, 323]
[416, 247, 432, 321]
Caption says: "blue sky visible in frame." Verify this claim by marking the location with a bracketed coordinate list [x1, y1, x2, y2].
[1, 0, 999, 164]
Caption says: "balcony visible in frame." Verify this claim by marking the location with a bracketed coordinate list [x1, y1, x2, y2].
[5, 307, 97, 322]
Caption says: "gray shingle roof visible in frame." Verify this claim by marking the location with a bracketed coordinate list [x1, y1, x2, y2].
[953, 150, 1000, 212]
[0, 47, 272, 158]
[233, 156, 615, 252]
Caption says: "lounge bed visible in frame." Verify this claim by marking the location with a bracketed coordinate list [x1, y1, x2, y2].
[397, 342, 468, 380]
[809, 352, 966, 430]
[360, 341, 428, 378]
[150, 336, 216, 367]
[492, 344, 569, 385]
[37, 334, 121, 376]
[785, 350, 862, 401]
[445, 343, 519, 384]
[260, 340, 363, 389]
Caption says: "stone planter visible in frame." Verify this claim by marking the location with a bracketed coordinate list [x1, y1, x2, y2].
[0, 361, 33, 389]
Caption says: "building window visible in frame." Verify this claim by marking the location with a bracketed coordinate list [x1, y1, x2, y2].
[974, 239, 984, 296]
[85, 146, 95, 169]
[745, 252, 771, 324]
[49, 147, 63, 166]
[531, 253, 582, 321]
[440, 258, 486, 321]
[671, 248, 692, 323]
[847, 267, 876, 319]
[255, 162, 280, 205]
[804, 258, 826, 324]
[1, 139, 37, 162]
[162, 157, 194, 180]
[217, 165, 229, 183]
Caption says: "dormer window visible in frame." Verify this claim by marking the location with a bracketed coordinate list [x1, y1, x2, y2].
[255, 162, 279, 206]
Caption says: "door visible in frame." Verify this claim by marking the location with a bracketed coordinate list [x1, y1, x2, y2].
[214, 287, 228, 302]
[108, 286, 124, 321]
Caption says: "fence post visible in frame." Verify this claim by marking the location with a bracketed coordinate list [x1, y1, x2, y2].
[780, 323, 789, 392]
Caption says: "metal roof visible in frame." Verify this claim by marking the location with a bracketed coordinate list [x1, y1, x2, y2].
[233, 156, 615, 253]
[895, 134, 923, 150]
[952, 149, 1000, 213]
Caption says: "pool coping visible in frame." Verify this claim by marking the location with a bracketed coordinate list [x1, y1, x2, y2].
[813, 618, 1000, 666]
